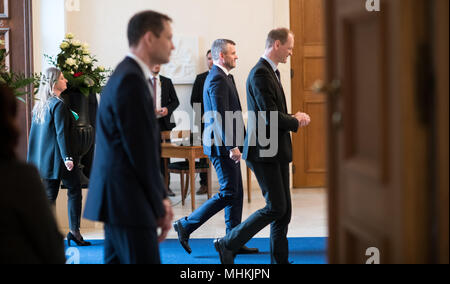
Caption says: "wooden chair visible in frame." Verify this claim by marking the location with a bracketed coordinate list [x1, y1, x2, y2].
[161, 130, 211, 205]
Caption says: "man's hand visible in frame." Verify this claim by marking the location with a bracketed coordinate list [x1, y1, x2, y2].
[157, 198, 174, 243]
[229, 147, 242, 164]
[65, 161, 74, 171]
[157, 107, 169, 117]
[293, 112, 311, 128]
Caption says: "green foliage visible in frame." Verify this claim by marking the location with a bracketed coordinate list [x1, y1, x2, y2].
[0, 41, 40, 100]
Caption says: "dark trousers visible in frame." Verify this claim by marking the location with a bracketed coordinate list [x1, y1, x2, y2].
[199, 158, 208, 186]
[43, 166, 82, 232]
[160, 158, 171, 188]
[180, 156, 244, 235]
[223, 161, 292, 264]
[104, 224, 160, 264]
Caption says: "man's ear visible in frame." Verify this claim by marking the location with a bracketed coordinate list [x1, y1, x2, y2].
[274, 39, 281, 50]
[143, 31, 156, 46]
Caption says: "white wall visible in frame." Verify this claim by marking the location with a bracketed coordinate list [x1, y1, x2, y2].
[33, 0, 291, 184]
[32, 0, 66, 74]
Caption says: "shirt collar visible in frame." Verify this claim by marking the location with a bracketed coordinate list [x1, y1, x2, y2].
[262, 55, 278, 73]
[214, 63, 230, 76]
[127, 53, 152, 80]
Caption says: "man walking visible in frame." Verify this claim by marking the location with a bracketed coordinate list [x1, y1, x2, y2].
[214, 28, 311, 264]
[84, 10, 174, 264]
[173, 39, 258, 256]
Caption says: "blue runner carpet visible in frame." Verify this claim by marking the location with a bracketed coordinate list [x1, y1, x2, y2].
[64, 237, 327, 264]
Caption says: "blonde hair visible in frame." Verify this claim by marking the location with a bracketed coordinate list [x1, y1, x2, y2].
[32, 67, 62, 124]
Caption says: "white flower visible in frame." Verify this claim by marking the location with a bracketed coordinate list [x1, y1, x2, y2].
[66, 58, 77, 66]
[97, 66, 105, 72]
[65, 33, 75, 40]
[82, 56, 92, 64]
[72, 40, 82, 47]
[60, 42, 70, 50]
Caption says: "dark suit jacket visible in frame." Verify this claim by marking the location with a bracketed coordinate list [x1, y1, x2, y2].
[243, 58, 299, 163]
[0, 159, 65, 264]
[191, 71, 209, 108]
[203, 65, 245, 157]
[27, 97, 75, 180]
[84, 57, 167, 228]
[158, 75, 180, 131]
[191, 71, 209, 134]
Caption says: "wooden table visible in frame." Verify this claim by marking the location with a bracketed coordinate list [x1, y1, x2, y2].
[161, 143, 212, 211]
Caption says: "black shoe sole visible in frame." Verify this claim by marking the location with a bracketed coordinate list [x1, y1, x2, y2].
[173, 222, 192, 254]
[214, 239, 225, 264]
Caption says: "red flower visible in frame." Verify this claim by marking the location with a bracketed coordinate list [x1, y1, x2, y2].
[74, 72, 83, 78]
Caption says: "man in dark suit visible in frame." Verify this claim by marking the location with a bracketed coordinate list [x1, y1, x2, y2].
[173, 39, 258, 255]
[150, 64, 180, 197]
[214, 28, 311, 264]
[190, 50, 213, 195]
[83, 10, 174, 264]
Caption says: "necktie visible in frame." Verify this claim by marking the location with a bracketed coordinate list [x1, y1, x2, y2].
[275, 69, 281, 82]
[151, 77, 157, 108]
[228, 74, 236, 86]
[274, 69, 287, 113]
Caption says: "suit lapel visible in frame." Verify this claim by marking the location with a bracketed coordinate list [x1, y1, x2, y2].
[214, 65, 242, 112]
[259, 58, 288, 114]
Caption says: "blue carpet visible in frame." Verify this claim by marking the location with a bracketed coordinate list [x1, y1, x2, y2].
[64, 238, 327, 264]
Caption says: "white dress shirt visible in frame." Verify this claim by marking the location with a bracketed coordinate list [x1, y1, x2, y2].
[262, 55, 280, 82]
[214, 63, 230, 76]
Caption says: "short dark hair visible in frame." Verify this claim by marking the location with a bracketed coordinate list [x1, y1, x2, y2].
[211, 39, 236, 61]
[0, 84, 18, 160]
[266, 28, 293, 48]
[127, 10, 172, 47]
[206, 49, 212, 56]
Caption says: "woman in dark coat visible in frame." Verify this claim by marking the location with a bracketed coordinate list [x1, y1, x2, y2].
[0, 84, 65, 264]
[27, 67, 90, 246]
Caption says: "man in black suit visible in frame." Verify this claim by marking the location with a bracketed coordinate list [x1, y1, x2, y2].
[173, 39, 258, 256]
[83, 10, 174, 264]
[190, 50, 213, 195]
[214, 28, 311, 264]
[150, 64, 180, 197]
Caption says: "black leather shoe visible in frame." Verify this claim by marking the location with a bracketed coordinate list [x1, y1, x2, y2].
[214, 238, 235, 264]
[173, 220, 191, 254]
[236, 245, 259, 255]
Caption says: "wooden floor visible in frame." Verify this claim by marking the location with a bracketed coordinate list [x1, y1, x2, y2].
[56, 178, 328, 240]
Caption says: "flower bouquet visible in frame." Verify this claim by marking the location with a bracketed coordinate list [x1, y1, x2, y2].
[46, 33, 111, 96]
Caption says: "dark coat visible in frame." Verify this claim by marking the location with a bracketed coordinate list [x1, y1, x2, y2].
[0, 159, 65, 264]
[27, 97, 76, 180]
[243, 58, 299, 163]
[158, 75, 180, 131]
[83, 57, 167, 228]
[190, 71, 209, 135]
[203, 65, 245, 157]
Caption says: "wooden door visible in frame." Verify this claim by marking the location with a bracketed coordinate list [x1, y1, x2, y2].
[290, 0, 328, 188]
[0, 0, 34, 161]
[325, 0, 443, 264]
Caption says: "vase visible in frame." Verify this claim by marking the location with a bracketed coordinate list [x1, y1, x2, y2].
[61, 89, 95, 187]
